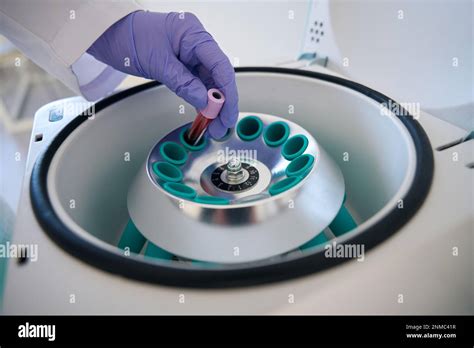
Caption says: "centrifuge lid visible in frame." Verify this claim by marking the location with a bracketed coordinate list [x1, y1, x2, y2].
[302, 0, 472, 118]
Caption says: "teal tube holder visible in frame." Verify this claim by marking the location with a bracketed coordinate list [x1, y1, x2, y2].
[329, 204, 357, 237]
[285, 154, 315, 178]
[194, 195, 230, 205]
[152, 162, 183, 183]
[159, 141, 188, 166]
[236, 115, 263, 141]
[263, 121, 290, 147]
[163, 182, 197, 200]
[145, 242, 174, 260]
[281, 134, 309, 160]
[191, 260, 216, 267]
[179, 128, 207, 151]
[300, 231, 329, 250]
[117, 219, 146, 253]
[268, 176, 302, 196]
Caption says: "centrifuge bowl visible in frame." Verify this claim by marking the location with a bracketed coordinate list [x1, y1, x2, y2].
[30, 68, 433, 287]
[128, 112, 345, 263]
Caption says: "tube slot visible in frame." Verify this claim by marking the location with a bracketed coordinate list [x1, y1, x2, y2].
[236, 116, 263, 141]
[180, 127, 207, 151]
[268, 176, 302, 196]
[263, 121, 290, 147]
[159, 141, 188, 165]
[152, 162, 183, 182]
[282, 134, 309, 160]
[163, 182, 197, 200]
[286, 154, 315, 178]
[194, 196, 230, 205]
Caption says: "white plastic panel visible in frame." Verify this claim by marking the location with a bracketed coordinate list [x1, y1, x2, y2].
[328, 0, 473, 128]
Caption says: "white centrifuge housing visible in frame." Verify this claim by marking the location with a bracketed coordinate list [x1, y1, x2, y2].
[3, 0, 472, 314]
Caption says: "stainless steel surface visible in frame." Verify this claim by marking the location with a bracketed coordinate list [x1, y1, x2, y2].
[201, 159, 271, 198]
[147, 113, 318, 203]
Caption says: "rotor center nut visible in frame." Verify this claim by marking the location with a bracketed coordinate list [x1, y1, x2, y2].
[226, 157, 245, 183]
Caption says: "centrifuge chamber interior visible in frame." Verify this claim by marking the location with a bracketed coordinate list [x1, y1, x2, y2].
[4, 68, 472, 314]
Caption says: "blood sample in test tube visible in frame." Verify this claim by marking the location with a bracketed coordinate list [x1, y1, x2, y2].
[186, 88, 225, 146]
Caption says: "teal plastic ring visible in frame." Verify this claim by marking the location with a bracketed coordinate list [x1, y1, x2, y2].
[163, 182, 197, 200]
[268, 176, 303, 196]
[159, 141, 188, 165]
[152, 162, 183, 182]
[194, 196, 230, 205]
[263, 121, 290, 147]
[236, 116, 263, 141]
[179, 128, 208, 151]
[285, 154, 315, 178]
[282, 134, 309, 160]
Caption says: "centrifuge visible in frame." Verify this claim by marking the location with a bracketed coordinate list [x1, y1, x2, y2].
[3, 0, 472, 314]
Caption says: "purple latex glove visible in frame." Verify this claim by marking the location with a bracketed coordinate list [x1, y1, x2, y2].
[87, 10, 238, 138]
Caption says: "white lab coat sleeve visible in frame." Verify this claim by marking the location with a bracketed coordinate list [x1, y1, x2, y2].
[0, 0, 142, 101]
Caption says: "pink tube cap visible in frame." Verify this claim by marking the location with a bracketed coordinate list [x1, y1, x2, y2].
[200, 88, 225, 120]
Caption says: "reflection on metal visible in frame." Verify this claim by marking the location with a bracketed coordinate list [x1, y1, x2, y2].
[127, 112, 346, 263]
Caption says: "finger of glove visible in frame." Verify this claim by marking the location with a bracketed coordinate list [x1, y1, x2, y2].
[194, 64, 216, 90]
[208, 117, 229, 139]
[194, 40, 239, 129]
[161, 55, 208, 110]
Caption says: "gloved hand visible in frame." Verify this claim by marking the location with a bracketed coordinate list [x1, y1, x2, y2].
[87, 10, 238, 138]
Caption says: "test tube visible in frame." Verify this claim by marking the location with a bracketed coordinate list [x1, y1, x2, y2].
[186, 88, 225, 145]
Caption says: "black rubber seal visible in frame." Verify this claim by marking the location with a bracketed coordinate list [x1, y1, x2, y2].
[30, 67, 434, 288]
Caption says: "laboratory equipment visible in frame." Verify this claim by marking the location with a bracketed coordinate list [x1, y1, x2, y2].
[3, 0, 471, 314]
